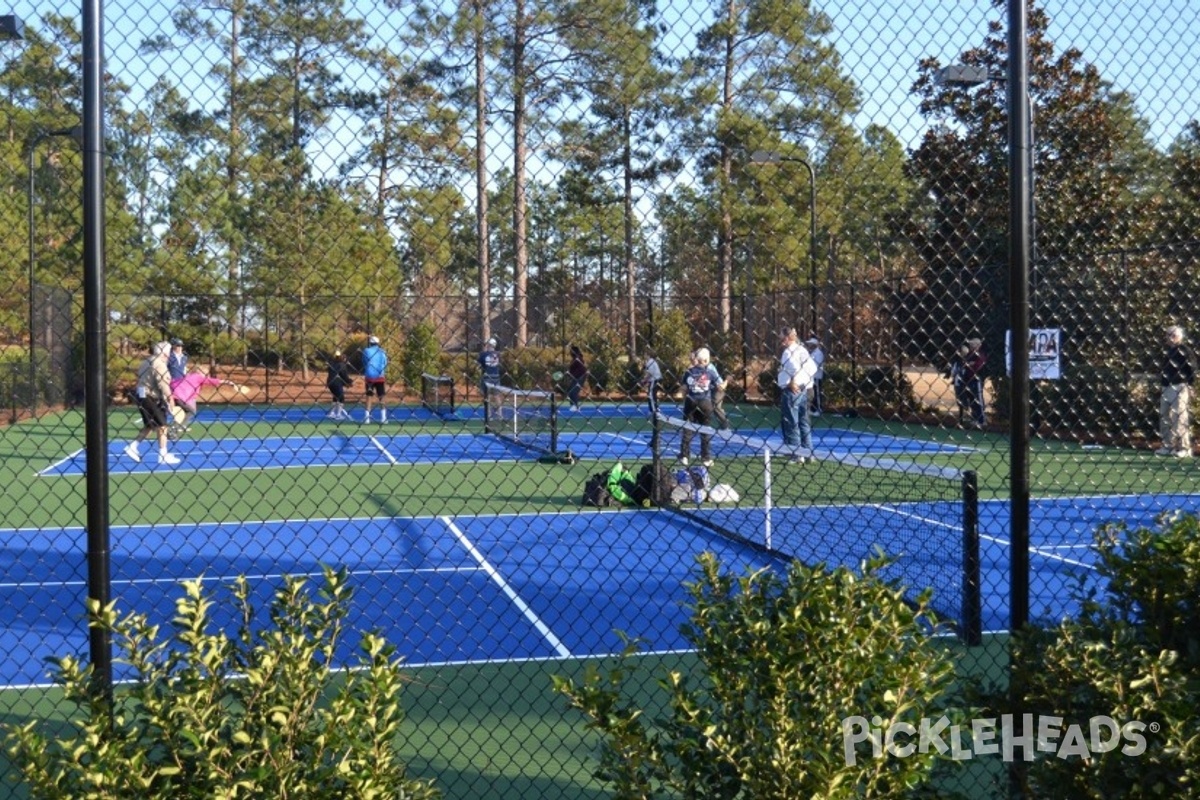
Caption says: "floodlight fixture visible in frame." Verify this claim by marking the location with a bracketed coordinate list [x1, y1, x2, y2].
[935, 64, 991, 87]
[1, 14, 24, 40]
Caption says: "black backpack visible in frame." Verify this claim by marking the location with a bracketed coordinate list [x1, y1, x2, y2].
[634, 462, 674, 507]
[581, 471, 617, 507]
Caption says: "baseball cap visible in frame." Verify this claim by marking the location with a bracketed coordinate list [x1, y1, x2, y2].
[170, 338, 183, 346]
[487, 337, 497, 346]
[368, 335, 380, 345]
[804, 337, 818, 345]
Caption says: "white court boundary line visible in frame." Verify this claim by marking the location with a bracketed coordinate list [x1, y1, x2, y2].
[441, 515, 572, 659]
[368, 435, 399, 464]
[0, 565, 481, 591]
[980, 533, 1095, 570]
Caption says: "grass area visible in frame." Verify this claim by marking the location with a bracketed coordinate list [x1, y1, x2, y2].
[0, 640, 1016, 799]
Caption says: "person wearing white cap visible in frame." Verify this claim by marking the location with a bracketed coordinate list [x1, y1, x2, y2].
[805, 336, 825, 416]
[479, 336, 501, 399]
[362, 334, 389, 423]
[679, 347, 723, 466]
[124, 341, 181, 465]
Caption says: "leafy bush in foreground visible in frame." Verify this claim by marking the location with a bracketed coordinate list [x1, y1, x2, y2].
[553, 552, 961, 799]
[1015, 513, 1200, 798]
[4, 567, 439, 800]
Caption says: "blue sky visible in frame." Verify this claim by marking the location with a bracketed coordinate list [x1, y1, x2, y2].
[827, 0, 1197, 148]
[6, 0, 1194, 157]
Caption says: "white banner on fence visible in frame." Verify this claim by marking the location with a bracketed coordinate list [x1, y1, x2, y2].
[1006, 328, 1061, 380]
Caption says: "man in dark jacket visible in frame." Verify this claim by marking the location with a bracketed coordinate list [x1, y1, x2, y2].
[1156, 325, 1194, 457]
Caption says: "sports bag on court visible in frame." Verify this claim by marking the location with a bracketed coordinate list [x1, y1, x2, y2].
[582, 471, 617, 507]
[634, 462, 675, 507]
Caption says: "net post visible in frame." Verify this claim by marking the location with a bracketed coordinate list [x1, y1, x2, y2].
[762, 445, 772, 550]
[961, 469, 982, 646]
[650, 412, 664, 504]
[549, 392, 559, 454]
[483, 381, 492, 434]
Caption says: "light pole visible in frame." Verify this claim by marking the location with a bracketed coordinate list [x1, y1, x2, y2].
[27, 125, 83, 411]
[935, 55, 1034, 640]
[935, 64, 1037, 267]
[749, 150, 818, 338]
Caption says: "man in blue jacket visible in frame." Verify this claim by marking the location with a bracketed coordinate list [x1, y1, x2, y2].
[362, 335, 389, 423]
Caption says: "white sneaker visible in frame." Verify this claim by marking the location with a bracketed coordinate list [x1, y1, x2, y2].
[1175, 450, 1192, 459]
[702, 459, 714, 467]
[158, 451, 181, 465]
[326, 410, 338, 418]
[678, 457, 689, 466]
[123, 442, 141, 462]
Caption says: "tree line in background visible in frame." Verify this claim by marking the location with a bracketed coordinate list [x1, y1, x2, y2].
[2, 0, 1200, 383]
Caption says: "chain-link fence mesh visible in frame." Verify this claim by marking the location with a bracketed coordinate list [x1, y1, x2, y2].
[2, 0, 1198, 796]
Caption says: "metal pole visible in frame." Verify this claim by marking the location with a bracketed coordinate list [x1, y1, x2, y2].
[802, 160, 817, 338]
[1008, 0, 1032, 791]
[1008, 0, 1032, 640]
[27, 141, 37, 413]
[81, 0, 112, 701]
[27, 128, 80, 414]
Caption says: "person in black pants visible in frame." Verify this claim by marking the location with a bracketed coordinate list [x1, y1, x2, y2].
[679, 347, 723, 466]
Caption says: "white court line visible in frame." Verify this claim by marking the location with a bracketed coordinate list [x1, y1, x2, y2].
[441, 515, 572, 659]
[0, 565, 482, 591]
[871, 503, 961, 531]
[36, 449, 82, 477]
[981, 534, 1095, 570]
[368, 435, 399, 465]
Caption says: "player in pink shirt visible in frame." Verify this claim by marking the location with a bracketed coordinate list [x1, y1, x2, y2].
[172, 366, 238, 427]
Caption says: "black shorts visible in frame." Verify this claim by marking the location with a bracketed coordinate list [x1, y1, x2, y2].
[365, 378, 386, 398]
[137, 396, 168, 428]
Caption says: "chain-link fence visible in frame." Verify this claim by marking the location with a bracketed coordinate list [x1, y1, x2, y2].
[2, 0, 1199, 796]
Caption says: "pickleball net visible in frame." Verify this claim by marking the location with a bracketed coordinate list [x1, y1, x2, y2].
[650, 413, 981, 643]
[421, 372, 456, 418]
[483, 382, 564, 461]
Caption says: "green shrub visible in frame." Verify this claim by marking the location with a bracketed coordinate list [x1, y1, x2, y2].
[3, 567, 439, 800]
[553, 552, 961, 799]
[400, 321, 442, 393]
[1013, 513, 1200, 797]
[642, 307, 693, 395]
[503, 346, 561, 391]
[1023, 365, 1151, 437]
[209, 331, 250, 364]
